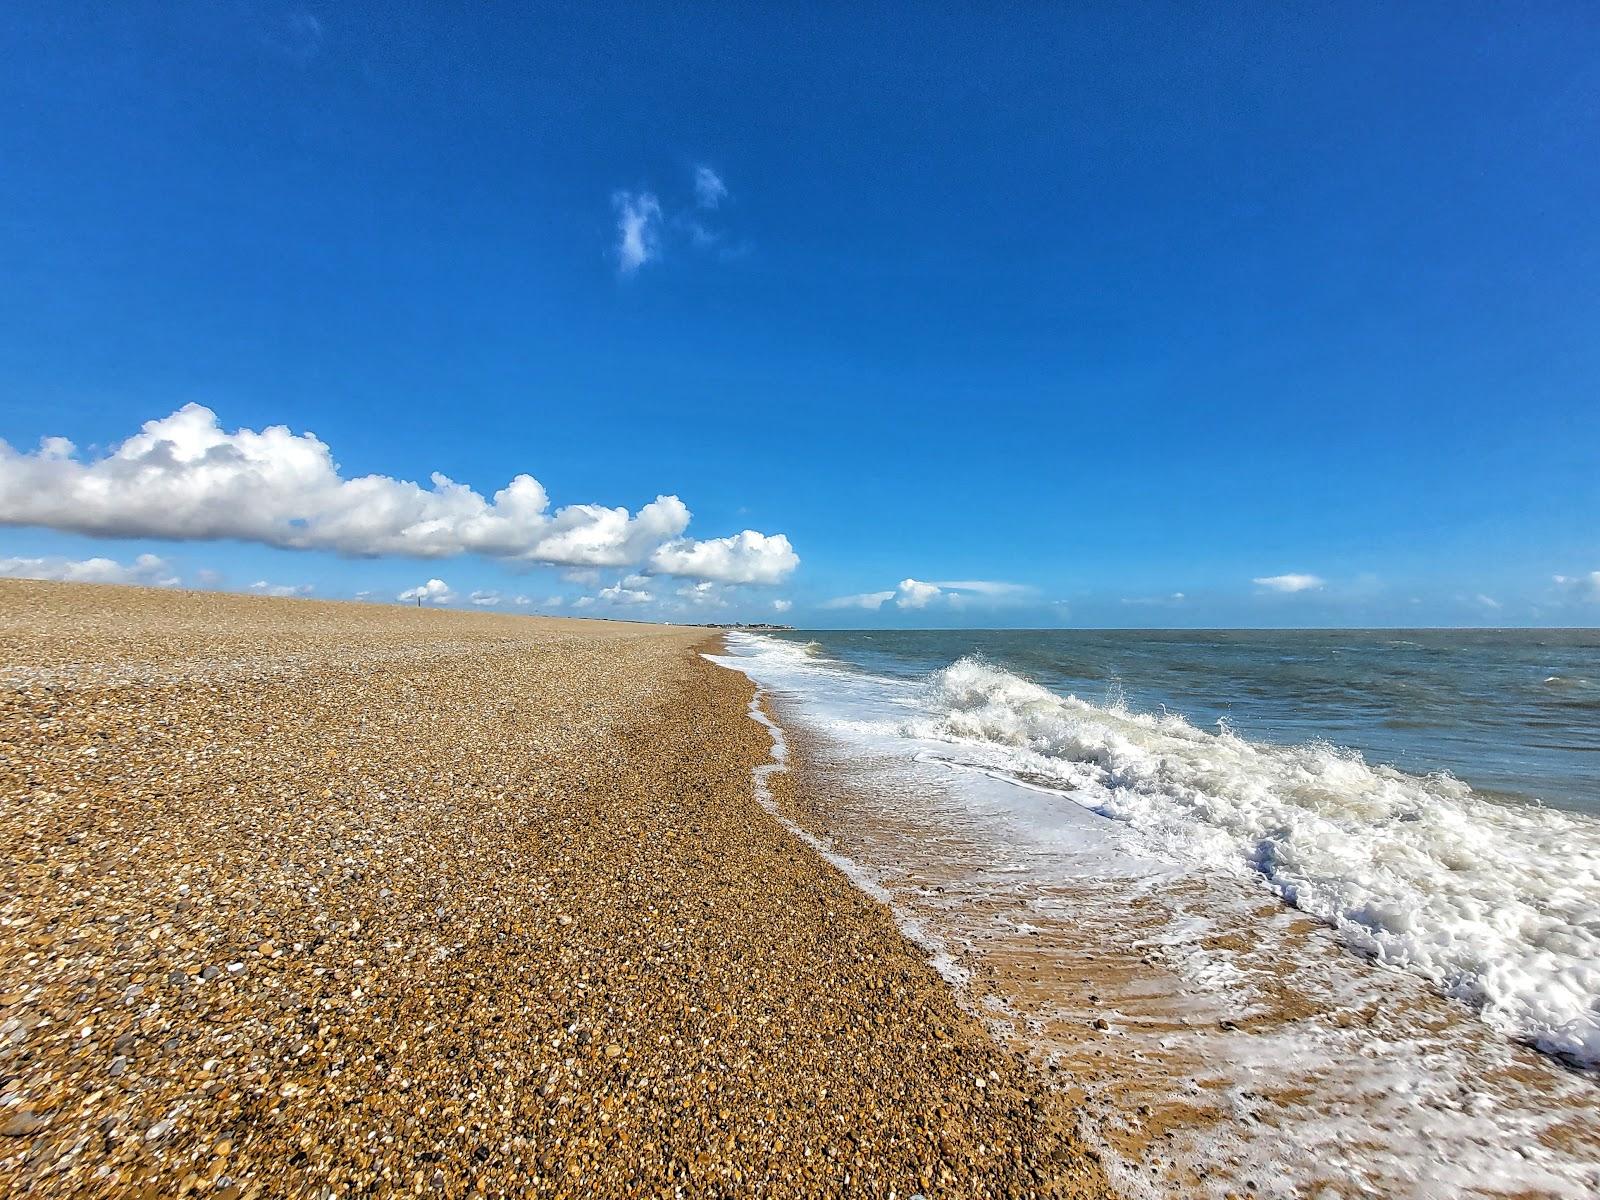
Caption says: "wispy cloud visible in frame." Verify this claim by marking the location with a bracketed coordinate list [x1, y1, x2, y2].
[1554, 571, 1600, 601]
[1121, 592, 1186, 606]
[822, 589, 898, 611]
[613, 191, 662, 274]
[263, 9, 324, 65]
[1253, 573, 1325, 594]
[931, 579, 1032, 598]
[693, 165, 728, 210]
[614, 165, 741, 269]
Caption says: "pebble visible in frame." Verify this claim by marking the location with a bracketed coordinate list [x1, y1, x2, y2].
[0, 582, 1112, 1199]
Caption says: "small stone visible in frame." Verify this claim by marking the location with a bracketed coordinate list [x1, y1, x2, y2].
[109, 1055, 128, 1077]
[2, 1113, 46, 1137]
[201, 965, 221, 981]
[145, 1119, 175, 1141]
[226, 962, 245, 975]
[605, 1044, 622, 1058]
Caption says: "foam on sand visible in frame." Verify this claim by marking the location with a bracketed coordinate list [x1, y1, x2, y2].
[910, 657, 1600, 1064]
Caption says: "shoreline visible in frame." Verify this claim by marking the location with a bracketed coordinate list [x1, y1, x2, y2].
[0, 582, 1112, 1198]
[715, 631, 1600, 1199]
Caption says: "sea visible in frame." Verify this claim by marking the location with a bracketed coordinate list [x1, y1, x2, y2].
[709, 629, 1600, 1200]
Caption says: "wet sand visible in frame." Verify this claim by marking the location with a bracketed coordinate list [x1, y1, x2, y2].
[750, 685, 1600, 1200]
[0, 581, 1112, 1199]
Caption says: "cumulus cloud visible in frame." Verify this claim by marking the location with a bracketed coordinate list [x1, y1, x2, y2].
[693, 166, 728, 210]
[469, 589, 502, 607]
[0, 553, 180, 588]
[399, 578, 453, 605]
[613, 191, 662, 273]
[248, 580, 314, 598]
[1253, 573, 1325, 594]
[676, 580, 726, 608]
[1554, 572, 1600, 601]
[772, 599, 792, 613]
[895, 578, 941, 609]
[577, 575, 655, 608]
[649, 530, 798, 585]
[0, 406, 793, 582]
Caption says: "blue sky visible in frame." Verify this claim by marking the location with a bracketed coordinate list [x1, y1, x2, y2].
[2, 2, 1597, 627]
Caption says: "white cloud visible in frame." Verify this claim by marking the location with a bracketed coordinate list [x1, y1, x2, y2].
[0, 553, 180, 588]
[1554, 572, 1600, 601]
[930, 580, 1031, 598]
[469, 589, 502, 606]
[822, 590, 897, 611]
[693, 166, 728, 210]
[649, 530, 798, 585]
[895, 578, 941, 609]
[820, 578, 949, 611]
[676, 580, 726, 608]
[248, 579, 314, 598]
[613, 191, 662, 273]
[1475, 594, 1502, 610]
[772, 599, 792, 613]
[578, 575, 654, 608]
[511, 594, 531, 607]
[822, 577, 1029, 611]
[399, 578, 453, 605]
[543, 595, 565, 608]
[1253, 573, 1325, 594]
[0, 406, 791, 581]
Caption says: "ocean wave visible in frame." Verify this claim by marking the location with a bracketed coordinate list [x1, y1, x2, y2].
[906, 656, 1600, 1064]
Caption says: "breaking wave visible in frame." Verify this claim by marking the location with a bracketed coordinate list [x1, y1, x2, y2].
[907, 657, 1600, 1063]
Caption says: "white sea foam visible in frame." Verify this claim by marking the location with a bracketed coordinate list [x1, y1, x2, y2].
[908, 656, 1600, 1063]
[712, 633, 1600, 1197]
[708, 655, 970, 987]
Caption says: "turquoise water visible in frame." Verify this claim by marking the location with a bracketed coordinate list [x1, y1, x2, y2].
[773, 628, 1600, 816]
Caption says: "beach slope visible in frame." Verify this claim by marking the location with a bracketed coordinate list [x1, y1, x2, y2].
[0, 582, 1109, 1199]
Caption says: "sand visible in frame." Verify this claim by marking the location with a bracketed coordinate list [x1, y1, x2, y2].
[0, 581, 1112, 1199]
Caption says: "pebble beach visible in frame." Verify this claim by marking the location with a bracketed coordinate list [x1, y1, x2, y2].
[0, 581, 1112, 1199]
